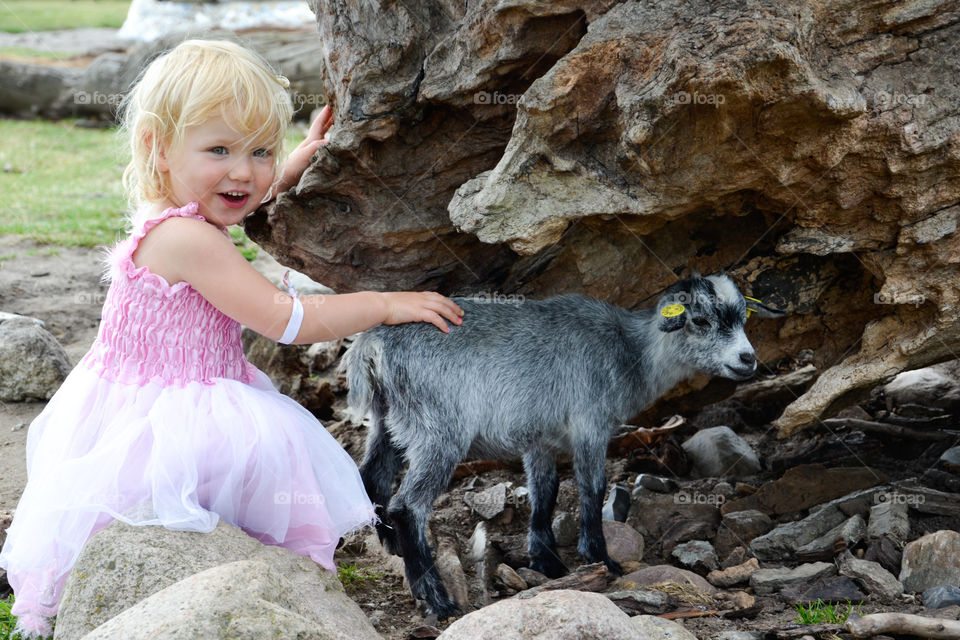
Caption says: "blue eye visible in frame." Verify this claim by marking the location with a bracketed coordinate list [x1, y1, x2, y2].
[253, 148, 271, 158]
[209, 146, 227, 155]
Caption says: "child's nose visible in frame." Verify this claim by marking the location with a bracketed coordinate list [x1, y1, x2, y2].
[228, 157, 253, 181]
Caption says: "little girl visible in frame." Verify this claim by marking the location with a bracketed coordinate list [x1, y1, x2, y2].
[0, 39, 463, 636]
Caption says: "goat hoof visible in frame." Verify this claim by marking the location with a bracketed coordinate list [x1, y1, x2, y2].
[530, 557, 568, 579]
[605, 557, 623, 576]
[429, 598, 460, 620]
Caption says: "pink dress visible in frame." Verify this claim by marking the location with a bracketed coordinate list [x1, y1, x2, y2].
[0, 202, 376, 634]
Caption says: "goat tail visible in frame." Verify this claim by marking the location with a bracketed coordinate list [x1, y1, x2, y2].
[339, 333, 384, 418]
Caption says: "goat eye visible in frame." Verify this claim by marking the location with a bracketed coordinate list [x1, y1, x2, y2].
[693, 317, 711, 328]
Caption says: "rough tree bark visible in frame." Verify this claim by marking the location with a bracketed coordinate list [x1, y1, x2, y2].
[247, 0, 960, 435]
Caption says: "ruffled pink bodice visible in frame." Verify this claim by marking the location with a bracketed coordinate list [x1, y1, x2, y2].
[82, 202, 256, 386]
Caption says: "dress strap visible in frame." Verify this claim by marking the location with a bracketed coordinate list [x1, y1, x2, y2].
[103, 202, 206, 283]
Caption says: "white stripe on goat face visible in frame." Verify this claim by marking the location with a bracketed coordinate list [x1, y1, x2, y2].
[707, 275, 756, 378]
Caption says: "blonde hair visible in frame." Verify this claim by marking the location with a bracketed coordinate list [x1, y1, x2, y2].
[120, 39, 293, 211]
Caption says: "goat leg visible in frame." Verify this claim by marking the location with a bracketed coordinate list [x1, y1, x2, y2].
[574, 434, 623, 575]
[524, 448, 567, 578]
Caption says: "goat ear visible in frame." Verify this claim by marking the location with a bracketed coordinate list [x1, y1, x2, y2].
[745, 296, 786, 319]
[658, 303, 686, 332]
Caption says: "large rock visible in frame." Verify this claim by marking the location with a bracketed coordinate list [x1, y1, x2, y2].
[748, 504, 847, 561]
[900, 530, 960, 594]
[54, 520, 377, 640]
[436, 589, 664, 639]
[722, 464, 886, 516]
[0, 312, 71, 401]
[681, 427, 761, 479]
[750, 562, 837, 596]
[837, 552, 903, 601]
[713, 509, 774, 557]
[249, 0, 960, 434]
[883, 365, 960, 411]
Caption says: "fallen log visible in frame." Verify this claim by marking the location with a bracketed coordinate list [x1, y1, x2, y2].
[846, 612, 960, 639]
[822, 417, 955, 442]
[607, 414, 685, 457]
[514, 563, 614, 599]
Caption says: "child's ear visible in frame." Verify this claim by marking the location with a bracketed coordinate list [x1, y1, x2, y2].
[145, 131, 170, 172]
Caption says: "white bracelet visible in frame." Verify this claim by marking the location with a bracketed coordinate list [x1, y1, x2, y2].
[278, 296, 304, 344]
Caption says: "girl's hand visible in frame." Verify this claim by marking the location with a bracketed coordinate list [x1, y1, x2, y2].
[382, 291, 465, 333]
[274, 105, 334, 195]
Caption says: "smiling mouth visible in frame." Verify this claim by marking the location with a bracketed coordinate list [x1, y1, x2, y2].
[218, 192, 249, 209]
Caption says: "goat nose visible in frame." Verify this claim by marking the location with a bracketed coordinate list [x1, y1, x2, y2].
[740, 351, 756, 367]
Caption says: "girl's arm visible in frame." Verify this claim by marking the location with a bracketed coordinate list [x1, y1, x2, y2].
[139, 216, 463, 343]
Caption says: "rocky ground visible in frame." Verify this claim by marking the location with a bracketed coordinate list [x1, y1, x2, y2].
[3, 238, 960, 639]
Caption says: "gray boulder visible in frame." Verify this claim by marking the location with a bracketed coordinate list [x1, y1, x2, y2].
[681, 426, 761, 478]
[884, 365, 960, 411]
[54, 519, 377, 640]
[900, 529, 960, 593]
[0, 312, 71, 401]
[437, 589, 678, 640]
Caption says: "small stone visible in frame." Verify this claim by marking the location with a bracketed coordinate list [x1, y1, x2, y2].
[671, 540, 719, 574]
[795, 514, 866, 558]
[707, 557, 759, 588]
[602, 520, 645, 565]
[714, 633, 763, 640]
[635, 474, 679, 494]
[604, 589, 672, 615]
[713, 481, 735, 498]
[515, 567, 549, 588]
[630, 615, 699, 640]
[714, 509, 774, 557]
[900, 530, 960, 593]
[602, 484, 631, 522]
[939, 446, 960, 473]
[464, 483, 508, 520]
[867, 498, 910, 546]
[923, 585, 960, 609]
[494, 563, 527, 592]
[778, 575, 867, 604]
[837, 551, 903, 601]
[619, 565, 717, 594]
[721, 546, 748, 569]
[750, 562, 837, 596]
[551, 512, 578, 547]
[749, 505, 846, 561]
[681, 426, 761, 478]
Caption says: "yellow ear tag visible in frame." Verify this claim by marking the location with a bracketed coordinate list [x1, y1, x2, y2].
[744, 296, 761, 319]
[661, 304, 685, 318]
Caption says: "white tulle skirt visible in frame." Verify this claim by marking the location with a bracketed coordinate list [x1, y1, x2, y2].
[0, 364, 375, 633]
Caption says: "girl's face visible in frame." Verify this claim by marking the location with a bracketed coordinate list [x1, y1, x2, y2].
[158, 116, 277, 228]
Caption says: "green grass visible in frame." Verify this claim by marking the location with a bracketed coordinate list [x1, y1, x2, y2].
[794, 599, 862, 625]
[336, 562, 384, 593]
[0, 119, 307, 251]
[0, 119, 128, 246]
[0, 46, 80, 60]
[1, 594, 22, 640]
[0, 0, 130, 33]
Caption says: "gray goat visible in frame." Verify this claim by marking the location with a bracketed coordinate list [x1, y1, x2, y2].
[342, 273, 781, 618]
